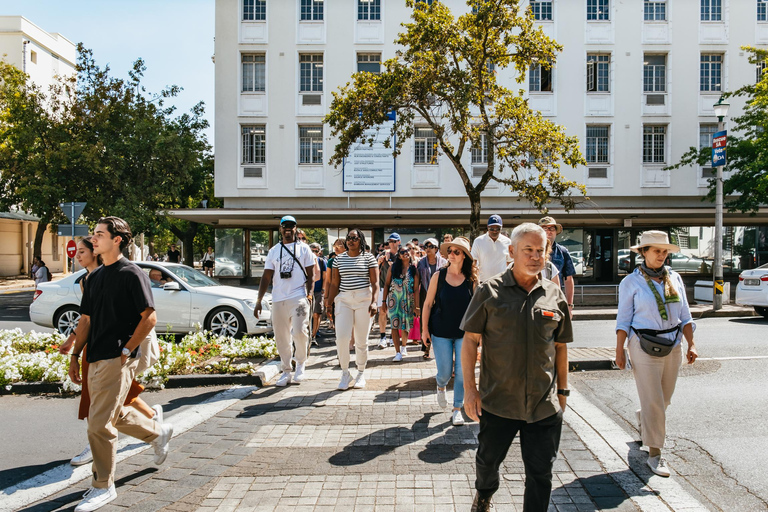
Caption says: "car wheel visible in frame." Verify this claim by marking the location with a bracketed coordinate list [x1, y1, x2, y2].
[218, 269, 233, 277]
[54, 306, 80, 336]
[206, 307, 246, 338]
[755, 306, 768, 319]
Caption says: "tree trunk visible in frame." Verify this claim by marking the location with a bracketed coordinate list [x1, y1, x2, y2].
[468, 192, 482, 243]
[170, 221, 199, 268]
[33, 219, 49, 261]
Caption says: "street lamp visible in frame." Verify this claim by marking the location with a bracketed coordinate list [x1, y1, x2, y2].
[712, 94, 730, 310]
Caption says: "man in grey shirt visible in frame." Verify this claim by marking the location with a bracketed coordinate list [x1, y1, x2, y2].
[461, 223, 573, 512]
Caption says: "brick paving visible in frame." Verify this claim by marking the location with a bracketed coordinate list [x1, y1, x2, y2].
[28, 330, 639, 512]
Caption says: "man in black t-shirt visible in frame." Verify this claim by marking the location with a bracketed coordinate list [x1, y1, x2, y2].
[166, 244, 181, 263]
[68, 217, 173, 512]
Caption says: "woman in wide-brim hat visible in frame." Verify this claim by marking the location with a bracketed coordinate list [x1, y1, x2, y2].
[615, 230, 698, 477]
[423, 237, 478, 426]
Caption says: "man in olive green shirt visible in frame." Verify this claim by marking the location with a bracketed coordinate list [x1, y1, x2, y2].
[461, 223, 573, 512]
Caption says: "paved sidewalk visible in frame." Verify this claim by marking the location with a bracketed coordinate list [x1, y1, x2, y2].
[24, 332, 697, 512]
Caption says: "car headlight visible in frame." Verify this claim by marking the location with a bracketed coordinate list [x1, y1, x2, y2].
[261, 299, 270, 312]
[244, 299, 257, 310]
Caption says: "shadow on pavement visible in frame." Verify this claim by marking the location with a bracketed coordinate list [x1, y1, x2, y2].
[0, 460, 69, 493]
[727, 316, 768, 325]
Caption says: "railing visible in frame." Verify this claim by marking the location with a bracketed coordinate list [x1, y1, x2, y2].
[574, 284, 620, 306]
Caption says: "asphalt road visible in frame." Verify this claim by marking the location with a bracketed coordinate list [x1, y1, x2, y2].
[570, 316, 768, 511]
[0, 290, 46, 333]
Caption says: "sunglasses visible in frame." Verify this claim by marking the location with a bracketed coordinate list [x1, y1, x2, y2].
[446, 248, 464, 256]
[424, 244, 435, 249]
[542, 226, 558, 232]
[487, 227, 501, 232]
[346, 236, 360, 242]
[398, 249, 409, 255]
[311, 249, 319, 253]
[281, 224, 296, 229]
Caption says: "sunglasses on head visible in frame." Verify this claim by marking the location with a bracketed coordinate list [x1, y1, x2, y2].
[446, 248, 463, 256]
[346, 236, 360, 242]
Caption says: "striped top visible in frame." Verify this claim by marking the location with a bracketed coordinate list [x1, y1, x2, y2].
[335, 251, 377, 292]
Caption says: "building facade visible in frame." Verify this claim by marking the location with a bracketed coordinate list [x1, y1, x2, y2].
[0, 17, 76, 277]
[173, 0, 768, 284]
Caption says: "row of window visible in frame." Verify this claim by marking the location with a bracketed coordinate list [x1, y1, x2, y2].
[586, 123, 719, 166]
[241, 0, 768, 23]
[240, 51, 763, 96]
[240, 123, 719, 168]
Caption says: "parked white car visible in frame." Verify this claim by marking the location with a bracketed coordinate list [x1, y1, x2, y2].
[735, 263, 768, 318]
[29, 262, 272, 338]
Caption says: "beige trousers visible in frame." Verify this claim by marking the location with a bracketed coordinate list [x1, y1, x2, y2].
[334, 287, 373, 372]
[272, 295, 310, 372]
[628, 336, 683, 450]
[87, 356, 160, 488]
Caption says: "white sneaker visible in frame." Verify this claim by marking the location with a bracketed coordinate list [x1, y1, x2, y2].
[387, 337, 394, 347]
[436, 387, 448, 409]
[75, 484, 116, 512]
[353, 372, 366, 389]
[377, 338, 388, 349]
[392, 352, 403, 362]
[647, 455, 670, 477]
[70, 445, 93, 466]
[152, 423, 174, 465]
[636, 409, 642, 441]
[275, 371, 292, 387]
[400, 346, 408, 357]
[338, 371, 353, 390]
[452, 410, 465, 426]
[152, 404, 163, 423]
[294, 363, 306, 383]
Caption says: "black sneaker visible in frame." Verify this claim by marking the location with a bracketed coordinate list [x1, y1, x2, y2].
[471, 493, 493, 511]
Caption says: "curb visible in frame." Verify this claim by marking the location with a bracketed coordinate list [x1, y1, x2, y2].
[1, 357, 280, 395]
[573, 307, 756, 321]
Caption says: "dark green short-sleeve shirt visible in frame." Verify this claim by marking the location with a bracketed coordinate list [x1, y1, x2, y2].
[460, 267, 573, 423]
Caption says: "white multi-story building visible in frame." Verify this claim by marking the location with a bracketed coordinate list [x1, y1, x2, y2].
[0, 16, 76, 277]
[174, 0, 768, 284]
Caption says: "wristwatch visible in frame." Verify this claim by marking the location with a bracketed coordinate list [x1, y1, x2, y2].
[121, 348, 131, 357]
[557, 389, 570, 397]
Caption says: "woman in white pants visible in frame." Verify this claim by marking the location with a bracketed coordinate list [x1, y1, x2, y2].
[615, 231, 699, 477]
[325, 229, 379, 390]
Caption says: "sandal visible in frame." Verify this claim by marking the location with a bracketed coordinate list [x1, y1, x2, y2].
[423, 345, 431, 359]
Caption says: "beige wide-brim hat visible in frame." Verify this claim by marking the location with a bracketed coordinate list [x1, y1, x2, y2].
[538, 216, 563, 234]
[440, 236, 473, 261]
[630, 230, 680, 253]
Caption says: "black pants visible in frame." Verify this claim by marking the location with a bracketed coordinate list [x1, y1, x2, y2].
[476, 409, 563, 512]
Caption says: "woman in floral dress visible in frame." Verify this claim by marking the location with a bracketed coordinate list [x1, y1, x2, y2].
[381, 247, 420, 362]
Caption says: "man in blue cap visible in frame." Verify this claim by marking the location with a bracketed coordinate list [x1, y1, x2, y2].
[376, 232, 400, 348]
[255, 215, 315, 386]
[471, 215, 512, 283]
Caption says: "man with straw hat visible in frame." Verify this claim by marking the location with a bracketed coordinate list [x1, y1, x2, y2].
[538, 216, 576, 317]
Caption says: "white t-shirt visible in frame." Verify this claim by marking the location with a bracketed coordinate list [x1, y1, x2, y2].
[471, 233, 512, 283]
[265, 241, 315, 302]
[541, 261, 560, 282]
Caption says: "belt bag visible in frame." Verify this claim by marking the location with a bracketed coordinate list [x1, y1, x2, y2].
[632, 325, 680, 357]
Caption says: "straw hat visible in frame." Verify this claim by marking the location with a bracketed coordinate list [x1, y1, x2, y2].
[440, 236, 473, 260]
[630, 230, 680, 253]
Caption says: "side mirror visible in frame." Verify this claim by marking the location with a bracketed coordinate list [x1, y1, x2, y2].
[163, 281, 181, 291]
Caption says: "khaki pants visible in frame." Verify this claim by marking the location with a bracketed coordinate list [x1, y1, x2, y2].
[334, 287, 373, 372]
[87, 356, 160, 488]
[628, 336, 683, 450]
[272, 295, 310, 372]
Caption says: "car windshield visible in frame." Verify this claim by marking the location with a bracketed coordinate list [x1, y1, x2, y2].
[164, 265, 220, 288]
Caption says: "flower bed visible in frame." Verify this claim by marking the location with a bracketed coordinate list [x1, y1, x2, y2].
[0, 328, 277, 392]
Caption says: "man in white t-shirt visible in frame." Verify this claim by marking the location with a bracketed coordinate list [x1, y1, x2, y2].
[471, 214, 512, 283]
[255, 215, 315, 387]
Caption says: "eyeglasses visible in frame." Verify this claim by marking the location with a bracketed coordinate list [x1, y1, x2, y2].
[487, 227, 501, 232]
[424, 244, 435, 249]
[446, 248, 463, 256]
[346, 236, 360, 242]
[542, 226, 558, 232]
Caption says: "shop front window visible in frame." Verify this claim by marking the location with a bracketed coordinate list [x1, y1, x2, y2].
[215, 229, 244, 278]
[250, 230, 269, 278]
[557, 228, 585, 277]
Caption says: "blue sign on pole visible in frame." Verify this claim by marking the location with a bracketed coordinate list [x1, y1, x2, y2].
[712, 130, 727, 167]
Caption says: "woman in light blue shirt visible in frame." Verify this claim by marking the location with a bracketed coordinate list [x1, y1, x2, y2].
[615, 231, 698, 478]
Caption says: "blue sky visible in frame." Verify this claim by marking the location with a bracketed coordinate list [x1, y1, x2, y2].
[0, 0, 216, 145]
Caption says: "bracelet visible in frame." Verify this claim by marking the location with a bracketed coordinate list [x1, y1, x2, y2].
[568, 304, 575, 307]
[71, 353, 80, 358]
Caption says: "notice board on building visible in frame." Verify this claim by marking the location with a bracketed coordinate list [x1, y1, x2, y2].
[343, 111, 396, 192]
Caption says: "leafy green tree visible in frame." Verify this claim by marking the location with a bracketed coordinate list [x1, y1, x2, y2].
[668, 46, 768, 214]
[324, 0, 586, 239]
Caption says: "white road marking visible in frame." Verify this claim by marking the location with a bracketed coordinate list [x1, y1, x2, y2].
[0, 385, 257, 512]
[566, 389, 708, 512]
[697, 356, 768, 361]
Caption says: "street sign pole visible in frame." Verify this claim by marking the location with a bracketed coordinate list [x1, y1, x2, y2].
[711, 123, 728, 310]
[59, 202, 87, 274]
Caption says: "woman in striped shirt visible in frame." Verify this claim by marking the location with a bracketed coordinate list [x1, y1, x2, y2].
[325, 229, 379, 391]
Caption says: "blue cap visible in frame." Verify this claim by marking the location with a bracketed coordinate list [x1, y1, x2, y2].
[487, 214, 503, 227]
[387, 232, 401, 242]
[280, 215, 297, 226]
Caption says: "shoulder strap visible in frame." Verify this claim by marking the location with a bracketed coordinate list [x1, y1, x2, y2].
[280, 242, 309, 281]
[433, 267, 448, 311]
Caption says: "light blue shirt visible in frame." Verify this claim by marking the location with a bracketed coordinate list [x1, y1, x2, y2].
[616, 268, 694, 346]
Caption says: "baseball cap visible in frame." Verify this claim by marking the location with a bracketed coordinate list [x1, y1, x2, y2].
[424, 238, 438, 247]
[487, 214, 503, 227]
[280, 215, 297, 226]
[387, 232, 401, 242]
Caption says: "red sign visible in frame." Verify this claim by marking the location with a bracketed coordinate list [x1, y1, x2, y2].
[66, 240, 77, 259]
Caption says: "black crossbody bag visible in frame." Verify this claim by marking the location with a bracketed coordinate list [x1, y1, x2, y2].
[631, 324, 680, 357]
